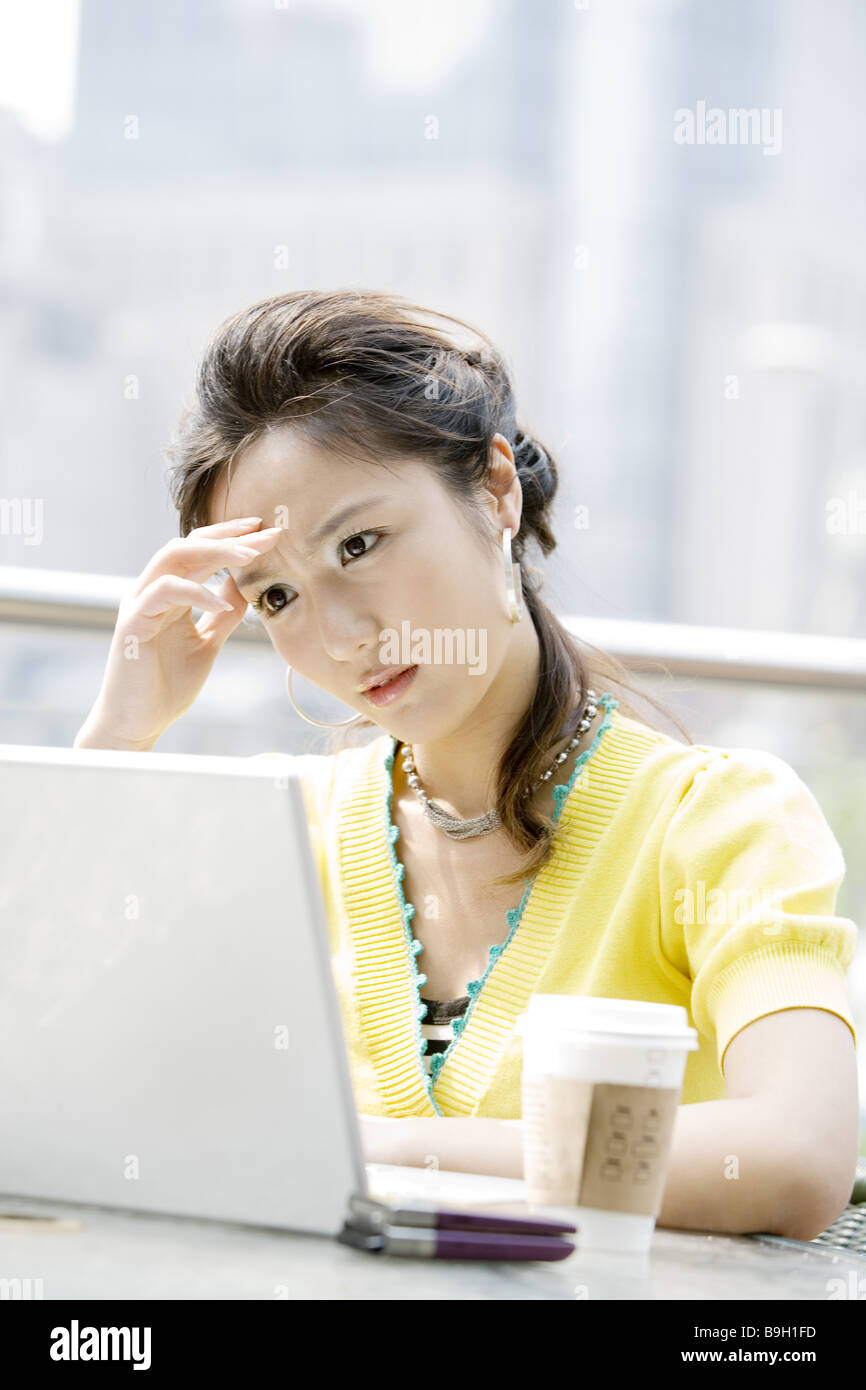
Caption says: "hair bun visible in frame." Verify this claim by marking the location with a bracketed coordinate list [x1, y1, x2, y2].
[513, 430, 553, 500]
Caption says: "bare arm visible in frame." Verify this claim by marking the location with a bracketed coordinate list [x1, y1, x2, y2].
[713, 1006, 860, 1241]
[655, 1094, 812, 1239]
[360, 1114, 524, 1181]
[360, 1100, 813, 1240]
[362, 1008, 857, 1241]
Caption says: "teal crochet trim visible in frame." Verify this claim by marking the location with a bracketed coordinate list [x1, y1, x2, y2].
[386, 693, 618, 1095]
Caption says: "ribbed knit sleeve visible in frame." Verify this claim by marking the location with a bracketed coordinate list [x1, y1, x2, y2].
[657, 747, 859, 1077]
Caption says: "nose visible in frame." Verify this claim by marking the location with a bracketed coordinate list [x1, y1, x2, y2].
[311, 592, 381, 667]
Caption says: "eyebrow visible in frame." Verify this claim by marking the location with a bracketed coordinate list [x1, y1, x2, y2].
[235, 493, 393, 593]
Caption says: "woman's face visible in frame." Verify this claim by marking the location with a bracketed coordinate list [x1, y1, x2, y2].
[207, 426, 524, 743]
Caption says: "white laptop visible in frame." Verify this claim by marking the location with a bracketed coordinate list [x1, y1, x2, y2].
[0, 744, 525, 1236]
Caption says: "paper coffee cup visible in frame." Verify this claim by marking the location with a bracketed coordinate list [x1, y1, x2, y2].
[515, 996, 698, 1253]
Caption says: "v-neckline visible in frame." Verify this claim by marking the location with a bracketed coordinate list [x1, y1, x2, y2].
[336, 694, 620, 1117]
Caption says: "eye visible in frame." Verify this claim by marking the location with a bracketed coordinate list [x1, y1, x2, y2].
[338, 528, 382, 564]
[251, 584, 294, 619]
[250, 529, 384, 619]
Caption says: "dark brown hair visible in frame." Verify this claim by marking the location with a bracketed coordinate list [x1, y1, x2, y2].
[165, 288, 693, 888]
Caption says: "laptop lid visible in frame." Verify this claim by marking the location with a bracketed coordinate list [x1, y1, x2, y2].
[0, 743, 367, 1236]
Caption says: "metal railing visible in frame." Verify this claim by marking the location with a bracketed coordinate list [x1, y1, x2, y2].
[1, 565, 866, 691]
[3, 564, 865, 1149]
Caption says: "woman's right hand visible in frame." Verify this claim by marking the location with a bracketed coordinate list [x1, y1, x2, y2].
[75, 517, 284, 751]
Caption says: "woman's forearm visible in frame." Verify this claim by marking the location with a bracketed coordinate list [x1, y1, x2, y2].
[364, 1115, 525, 1180]
[656, 1095, 812, 1239]
[364, 1098, 810, 1239]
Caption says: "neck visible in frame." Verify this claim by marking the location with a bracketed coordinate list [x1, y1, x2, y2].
[392, 620, 592, 823]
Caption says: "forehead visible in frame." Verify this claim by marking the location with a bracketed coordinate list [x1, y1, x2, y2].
[205, 427, 435, 528]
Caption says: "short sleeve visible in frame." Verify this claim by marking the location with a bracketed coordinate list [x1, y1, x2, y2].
[657, 746, 859, 1077]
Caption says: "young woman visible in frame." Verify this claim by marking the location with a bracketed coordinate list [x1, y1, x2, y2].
[76, 288, 860, 1241]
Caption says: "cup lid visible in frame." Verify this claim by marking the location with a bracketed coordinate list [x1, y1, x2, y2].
[515, 994, 698, 1047]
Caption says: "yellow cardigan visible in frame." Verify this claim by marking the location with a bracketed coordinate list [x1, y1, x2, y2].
[255, 696, 858, 1118]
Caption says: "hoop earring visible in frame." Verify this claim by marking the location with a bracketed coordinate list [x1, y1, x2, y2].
[285, 666, 366, 728]
[502, 527, 524, 622]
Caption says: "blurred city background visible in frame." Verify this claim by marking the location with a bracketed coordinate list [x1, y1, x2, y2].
[1, 0, 865, 1133]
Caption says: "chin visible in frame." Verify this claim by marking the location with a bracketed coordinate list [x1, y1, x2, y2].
[383, 696, 485, 748]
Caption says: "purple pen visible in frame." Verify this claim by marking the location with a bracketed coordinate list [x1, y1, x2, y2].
[350, 1193, 576, 1238]
[377, 1223, 574, 1261]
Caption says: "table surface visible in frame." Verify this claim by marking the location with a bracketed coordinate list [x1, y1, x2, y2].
[1, 1167, 864, 1301]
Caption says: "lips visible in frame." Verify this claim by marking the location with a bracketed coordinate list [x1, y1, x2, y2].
[359, 664, 415, 692]
[361, 664, 419, 707]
